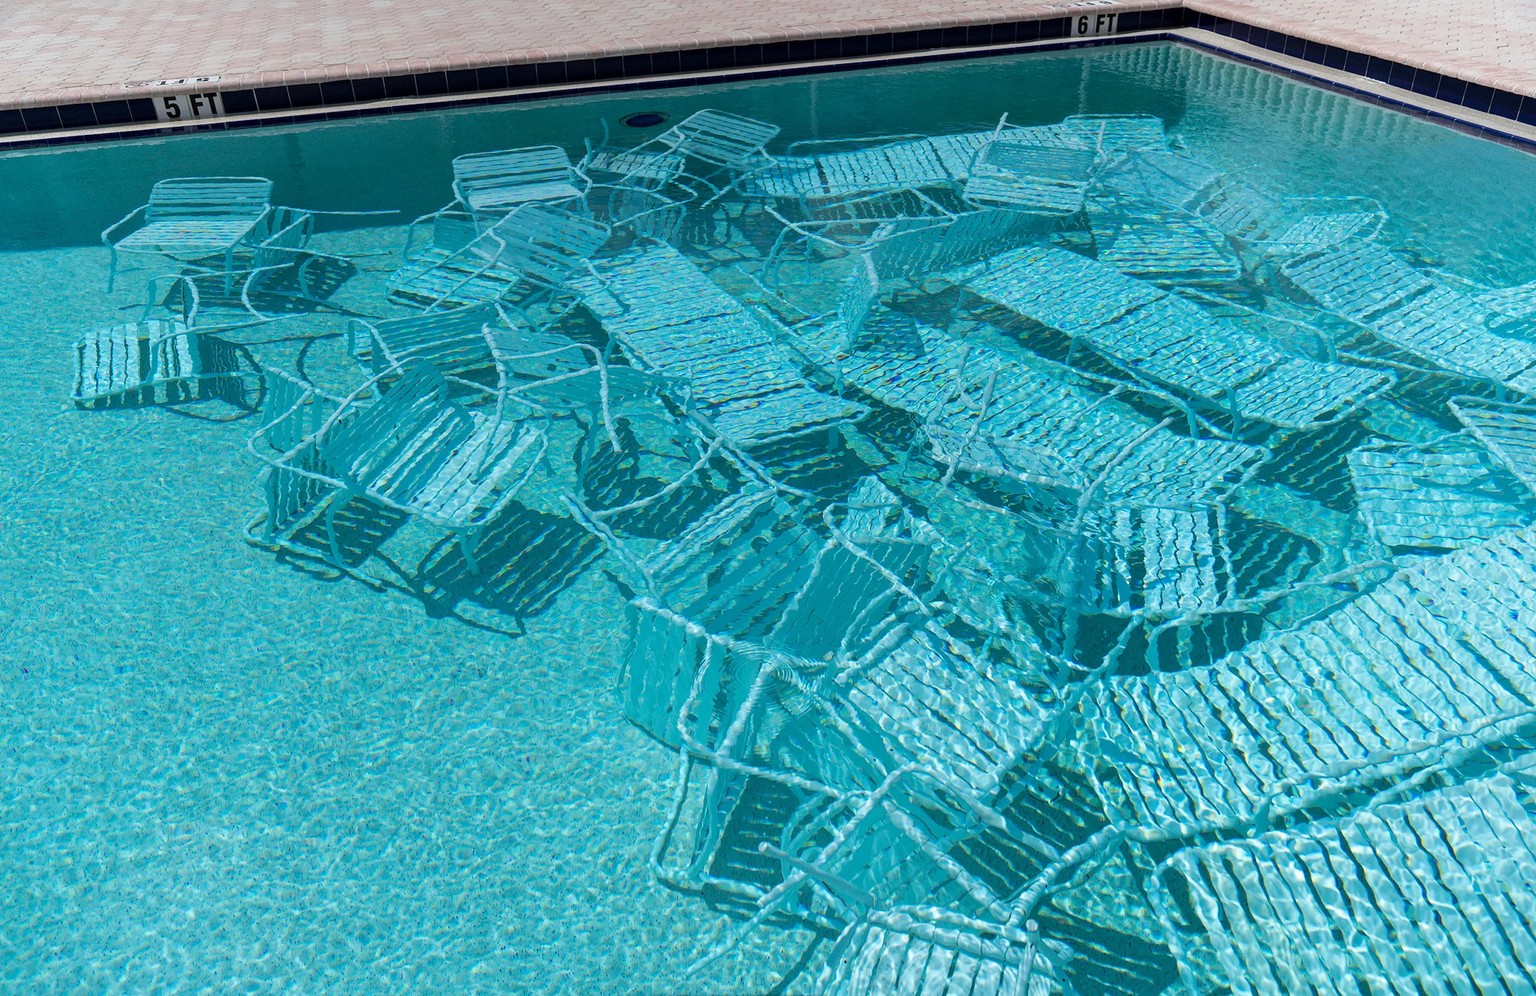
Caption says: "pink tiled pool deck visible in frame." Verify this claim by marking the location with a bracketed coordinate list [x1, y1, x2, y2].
[3, 0, 1534, 111]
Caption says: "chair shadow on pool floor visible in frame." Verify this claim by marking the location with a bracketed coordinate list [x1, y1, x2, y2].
[156, 256, 364, 323]
[412, 500, 605, 632]
[275, 492, 411, 581]
[269, 492, 604, 634]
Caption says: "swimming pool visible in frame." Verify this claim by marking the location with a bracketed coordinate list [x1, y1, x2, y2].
[5, 39, 1536, 994]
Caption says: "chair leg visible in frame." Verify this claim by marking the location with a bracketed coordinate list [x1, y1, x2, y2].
[459, 528, 482, 575]
[325, 493, 351, 570]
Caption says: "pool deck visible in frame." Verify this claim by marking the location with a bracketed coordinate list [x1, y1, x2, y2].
[1190, 0, 1536, 97]
[6, 0, 1535, 113]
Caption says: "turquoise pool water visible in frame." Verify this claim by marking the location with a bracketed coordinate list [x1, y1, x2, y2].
[5, 40, 1536, 994]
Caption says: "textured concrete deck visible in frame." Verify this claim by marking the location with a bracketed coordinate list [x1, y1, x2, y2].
[4, 0, 1534, 111]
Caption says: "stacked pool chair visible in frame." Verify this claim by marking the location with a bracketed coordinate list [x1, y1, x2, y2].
[629, 109, 782, 198]
[586, 111, 1536, 993]
[1090, 145, 1388, 282]
[81, 111, 1536, 995]
[602, 475, 1182, 993]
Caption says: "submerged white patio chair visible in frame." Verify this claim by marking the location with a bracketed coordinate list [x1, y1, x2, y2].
[288, 360, 549, 573]
[1154, 767, 1536, 995]
[963, 141, 1098, 216]
[450, 145, 588, 218]
[651, 108, 780, 169]
[630, 108, 780, 200]
[72, 319, 207, 407]
[144, 206, 372, 330]
[102, 176, 275, 292]
[388, 203, 611, 311]
[349, 303, 502, 383]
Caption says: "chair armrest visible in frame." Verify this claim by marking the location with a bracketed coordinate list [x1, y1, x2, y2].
[402, 205, 454, 258]
[101, 205, 149, 247]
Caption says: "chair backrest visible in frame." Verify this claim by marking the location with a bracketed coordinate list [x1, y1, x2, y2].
[146, 176, 273, 221]
[864, 222, 943, 283]
[257, 366, 333, 453]
[1059, 113, 1166, 154]
[318, 361, 454, 488]
[1197, 179, 1285, 241]
[601, 185, 689, 241]
[251, 207, 314, 270]
[452, 146, 576, 203]
[365, 305, 498, 374]
[641, 489, 794, 606]
[1096, 149, 1225, 211]
[478, 205, 612, 290]
[769, 539, 931, 661]
[581, 147, 686, 185]
[930, 209, 1039, 272]
[835, 259, 880, 349]
[977, 142, 1096, 183]
[660, 109, 780, 167]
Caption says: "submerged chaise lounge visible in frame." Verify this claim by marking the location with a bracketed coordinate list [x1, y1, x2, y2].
[1083, 524, 1536, 836]
[572, 240, 866, 445]
[959, 244, 1394, 430]
[1156, 768, 1536, 995]
[1281, 241, 1536, 395]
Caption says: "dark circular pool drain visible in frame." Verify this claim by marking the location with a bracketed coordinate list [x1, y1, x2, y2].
[622, 112, 668, 128]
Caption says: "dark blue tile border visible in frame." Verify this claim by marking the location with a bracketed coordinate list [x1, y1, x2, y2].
[3, 6, 1534, 152]
[92, 100, 134, 126]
